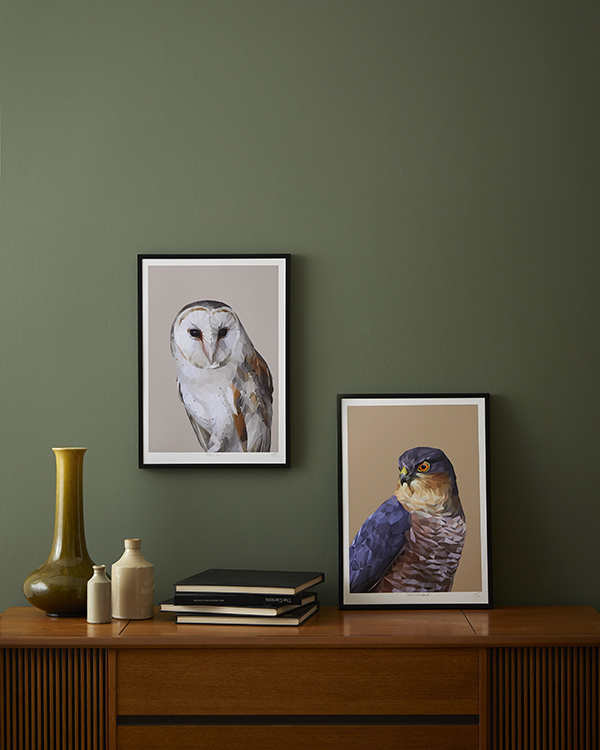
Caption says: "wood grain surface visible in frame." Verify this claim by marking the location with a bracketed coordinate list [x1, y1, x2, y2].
[116, 646, 479, 715]
[1, 605, 599, 648]
[117, 724, 479, 750]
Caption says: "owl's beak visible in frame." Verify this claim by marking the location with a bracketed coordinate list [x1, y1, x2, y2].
[203, 339, 218, 366]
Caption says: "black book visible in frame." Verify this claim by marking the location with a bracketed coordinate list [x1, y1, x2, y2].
[173, 569, 324, 595]
[160, 592, 317, 617]
[171, 590, 316, 607]
[176, 602, 319, 626]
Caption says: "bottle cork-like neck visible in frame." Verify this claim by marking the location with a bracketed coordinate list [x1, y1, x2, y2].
[124, 539, 141, 550]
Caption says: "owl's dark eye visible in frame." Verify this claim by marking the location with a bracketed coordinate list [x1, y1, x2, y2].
[189, 328, 203, 340]
[417, 461, 431, 473]
[217, 327, 229, 339]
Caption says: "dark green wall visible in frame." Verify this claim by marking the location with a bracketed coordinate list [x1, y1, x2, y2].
[1, 1, 598, 610]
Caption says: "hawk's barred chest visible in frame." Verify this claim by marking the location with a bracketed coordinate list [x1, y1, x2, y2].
[374, 512, 466, 593]
[374, 471, 466, 593]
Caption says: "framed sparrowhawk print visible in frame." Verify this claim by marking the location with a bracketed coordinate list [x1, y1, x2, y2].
[338, 394, 491, 609]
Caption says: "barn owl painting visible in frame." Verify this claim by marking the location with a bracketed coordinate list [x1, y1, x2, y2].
[170, 300, 273, 452]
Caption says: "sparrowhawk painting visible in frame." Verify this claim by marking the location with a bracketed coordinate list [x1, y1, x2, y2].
[349, 447, 466, 593]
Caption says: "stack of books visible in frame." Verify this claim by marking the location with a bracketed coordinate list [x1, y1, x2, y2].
[160, 568, 323, 626]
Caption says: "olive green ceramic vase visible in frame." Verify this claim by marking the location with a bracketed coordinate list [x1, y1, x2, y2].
[23, 448, 95, 616]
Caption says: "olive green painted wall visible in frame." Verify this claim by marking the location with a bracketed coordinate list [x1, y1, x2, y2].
[1, 1, 598, 610]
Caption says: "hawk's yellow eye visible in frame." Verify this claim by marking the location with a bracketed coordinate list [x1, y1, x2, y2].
[417, 461, 431, 473]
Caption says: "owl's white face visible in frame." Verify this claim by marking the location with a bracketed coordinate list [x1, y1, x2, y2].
[171, 303, 242, 370]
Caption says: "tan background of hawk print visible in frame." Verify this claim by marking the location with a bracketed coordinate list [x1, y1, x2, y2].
[347, 403, 483, 594]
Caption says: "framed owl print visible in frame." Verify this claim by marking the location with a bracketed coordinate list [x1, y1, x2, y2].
[138, 254, 290, 467]
[338, 394, 491, 609]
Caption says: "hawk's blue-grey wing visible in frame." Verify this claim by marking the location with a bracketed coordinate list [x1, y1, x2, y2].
[349, 496, 411, 593]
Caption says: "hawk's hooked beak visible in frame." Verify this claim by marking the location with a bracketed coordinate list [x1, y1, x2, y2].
[399, 466, 412, 485]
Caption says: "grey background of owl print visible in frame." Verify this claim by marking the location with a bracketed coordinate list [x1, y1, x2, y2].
[146, 262, 279, 453]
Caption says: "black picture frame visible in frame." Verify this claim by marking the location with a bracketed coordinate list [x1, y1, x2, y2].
[338, 394, 491, 609]
[138, 254, 290, 467]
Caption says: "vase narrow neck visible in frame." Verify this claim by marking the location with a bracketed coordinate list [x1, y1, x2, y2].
[50, 448, 90, 562]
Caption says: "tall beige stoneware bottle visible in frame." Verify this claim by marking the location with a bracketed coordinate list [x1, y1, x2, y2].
[111, 539, 154, 619]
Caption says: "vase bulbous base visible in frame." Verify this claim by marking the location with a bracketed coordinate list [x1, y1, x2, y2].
[23, 559, 95, 617]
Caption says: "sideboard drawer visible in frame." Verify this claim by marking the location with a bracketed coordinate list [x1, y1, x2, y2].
[117, 724, 479, 750]
[116, 647, 479, 716]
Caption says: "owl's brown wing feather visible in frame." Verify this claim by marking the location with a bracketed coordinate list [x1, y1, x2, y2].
[233, 350, 273, 452]
[231, 386, 249, 449]
[247, 351, 273, 398]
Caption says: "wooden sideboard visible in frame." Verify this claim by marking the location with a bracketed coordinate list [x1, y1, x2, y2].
[1, 605, 598, 749]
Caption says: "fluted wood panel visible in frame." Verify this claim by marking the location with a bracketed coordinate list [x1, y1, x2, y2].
[490, 646, 599, 750]
[0, 648, 107, 750]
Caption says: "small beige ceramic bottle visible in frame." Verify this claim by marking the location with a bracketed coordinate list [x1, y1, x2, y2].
[87, 565, 112, 623]
[111, 539, 154, 620]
